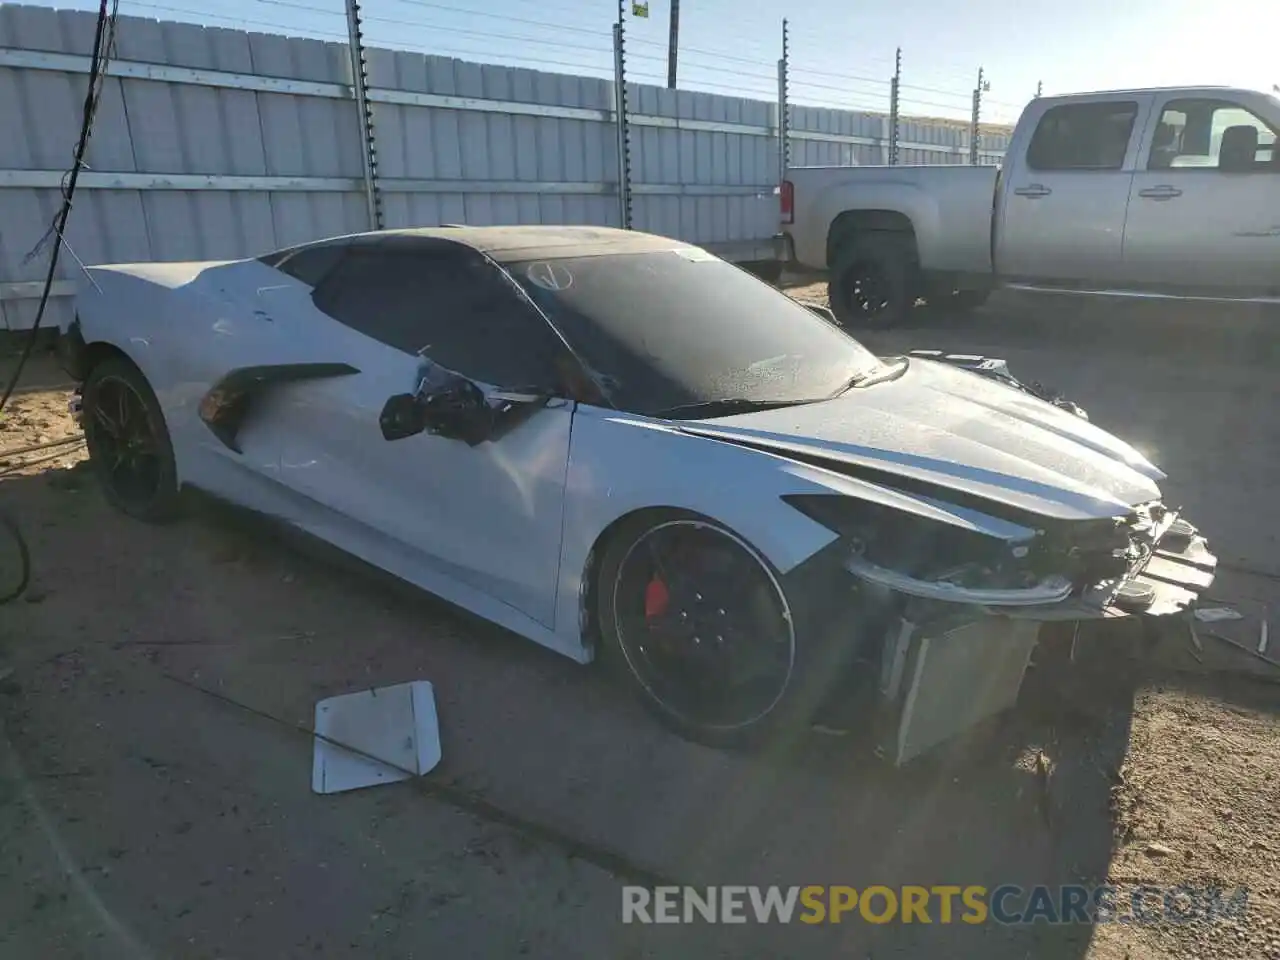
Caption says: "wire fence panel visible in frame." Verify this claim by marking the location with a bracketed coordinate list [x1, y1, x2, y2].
[0, 3, 1021, 329]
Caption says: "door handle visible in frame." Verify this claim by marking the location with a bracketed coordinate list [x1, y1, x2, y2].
[1138, 185, 1183, 200]
[1014, 184, 1052, 198]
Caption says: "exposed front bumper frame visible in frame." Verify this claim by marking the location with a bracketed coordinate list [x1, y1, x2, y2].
[844, 515, 1217, 623]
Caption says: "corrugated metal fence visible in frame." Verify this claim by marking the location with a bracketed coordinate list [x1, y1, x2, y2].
[0, 4, 1009, 330]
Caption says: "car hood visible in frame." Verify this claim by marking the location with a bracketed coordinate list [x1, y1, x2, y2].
[677, 358, 1164, 521]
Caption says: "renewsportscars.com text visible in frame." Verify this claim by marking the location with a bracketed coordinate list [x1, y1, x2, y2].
[621, 884, 1250, 926]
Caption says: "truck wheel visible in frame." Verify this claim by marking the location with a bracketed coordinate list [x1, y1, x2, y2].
[829, 234, 916, 329]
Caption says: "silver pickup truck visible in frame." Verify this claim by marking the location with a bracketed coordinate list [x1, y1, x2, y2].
[780, 86, 1280, 327]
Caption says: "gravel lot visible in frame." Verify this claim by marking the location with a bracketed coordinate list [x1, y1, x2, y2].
[1, 289, 1277, 959]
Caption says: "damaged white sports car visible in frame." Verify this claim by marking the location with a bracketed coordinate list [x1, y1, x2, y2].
[57, 226, 1215, 757]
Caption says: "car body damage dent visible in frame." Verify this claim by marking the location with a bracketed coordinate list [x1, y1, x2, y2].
[907, 350, 1090, 421]
[677, 357, 1164, 521]
[199, 362, 360, 453]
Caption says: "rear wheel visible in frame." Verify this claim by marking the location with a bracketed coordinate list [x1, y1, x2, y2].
[82, 357, 181, 523]
[596, 513, 818, 747]
[828, 233, 917, 329]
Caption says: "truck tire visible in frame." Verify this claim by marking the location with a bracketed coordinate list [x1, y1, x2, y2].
[829, 233, 916, 329]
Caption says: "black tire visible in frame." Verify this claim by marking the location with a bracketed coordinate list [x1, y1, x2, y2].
[828, 232, 917, 329]
[82, 356, 181, 523]
[595, 511, 840, 748]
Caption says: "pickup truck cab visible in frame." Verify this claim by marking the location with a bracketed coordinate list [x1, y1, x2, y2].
[781, 86, 1280, 327]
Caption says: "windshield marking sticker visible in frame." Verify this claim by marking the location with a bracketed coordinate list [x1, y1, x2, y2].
[525, 262, 574, 291]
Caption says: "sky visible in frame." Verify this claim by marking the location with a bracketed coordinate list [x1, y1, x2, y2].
[36, 0, 1280, 126]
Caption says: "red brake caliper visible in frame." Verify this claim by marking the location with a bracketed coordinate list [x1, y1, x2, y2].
[644, 576, 670, 622]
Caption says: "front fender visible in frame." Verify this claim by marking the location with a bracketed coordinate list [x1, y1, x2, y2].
[551, 405, 1032, 658]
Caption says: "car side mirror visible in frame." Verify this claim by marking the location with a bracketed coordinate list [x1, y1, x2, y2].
[380, 375, 551, 446]
[379, 392, 426, 441]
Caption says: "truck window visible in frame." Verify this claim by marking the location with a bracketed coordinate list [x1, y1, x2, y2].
[1148, 99, 1278, 171]
[1026, 101, 1139, 171]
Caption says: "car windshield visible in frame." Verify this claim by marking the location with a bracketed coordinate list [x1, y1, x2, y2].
[509, 249, 880, 417]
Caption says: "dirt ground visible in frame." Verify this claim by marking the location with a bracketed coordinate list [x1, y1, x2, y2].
[1, 290, 1279, 959]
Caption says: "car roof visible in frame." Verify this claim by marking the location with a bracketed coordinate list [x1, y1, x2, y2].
[282, 225, 703, 264]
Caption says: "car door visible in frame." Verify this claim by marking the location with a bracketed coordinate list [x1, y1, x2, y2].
[996, 96, 1149, 284]
[273, 242, 575, 628]
[1122, 95, 1280, 294]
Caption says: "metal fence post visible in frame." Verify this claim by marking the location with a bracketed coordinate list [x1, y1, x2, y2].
[344, 0, 382, 229]
[969, 66, 985, 165]
[888, 47, 901, 165]
[776, 18, 789, 184]
[612, 18, 633, 229]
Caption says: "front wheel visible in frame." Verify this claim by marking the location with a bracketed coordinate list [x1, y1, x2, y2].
[596, 514, 803, 747]
[82, 356, 181, 523]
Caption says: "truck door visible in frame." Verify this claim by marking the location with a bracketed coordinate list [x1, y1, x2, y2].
[996, 97, 1150, 285]
[1121, 94, 1280, 295]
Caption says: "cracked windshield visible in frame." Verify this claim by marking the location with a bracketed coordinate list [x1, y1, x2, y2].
[0, 0, 1276, 956]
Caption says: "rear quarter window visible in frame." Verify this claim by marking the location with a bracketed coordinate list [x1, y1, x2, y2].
[261, 245, 346, 287]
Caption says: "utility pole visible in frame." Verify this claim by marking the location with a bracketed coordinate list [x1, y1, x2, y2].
[666, 0, 679, 88]
[969, 66, 986, 165]
[888, 47, 901, 165]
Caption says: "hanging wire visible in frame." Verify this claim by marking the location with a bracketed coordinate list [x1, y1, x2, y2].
[359, 38, 611, 74]
[381, 0, 610, 39]
[254, 0, 612, 54]
[789, 76, 891, 97]
[631, 51, 775, 83]
[125, 1, 347, 39]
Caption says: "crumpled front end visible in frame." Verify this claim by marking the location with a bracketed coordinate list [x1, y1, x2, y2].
[813, 500, 1216, 765]
[839, 499, 1216, 622]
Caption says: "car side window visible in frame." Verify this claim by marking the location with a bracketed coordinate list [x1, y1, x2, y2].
[312, 248, 565, 389]
[1026, 101, 1139, 171]
[1147, 99, 1278, 172]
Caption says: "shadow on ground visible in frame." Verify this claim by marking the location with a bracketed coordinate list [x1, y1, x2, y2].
[0, 463, 1208, 959]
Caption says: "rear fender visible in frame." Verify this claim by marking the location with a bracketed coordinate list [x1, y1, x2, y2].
[812, 183, 939, 267]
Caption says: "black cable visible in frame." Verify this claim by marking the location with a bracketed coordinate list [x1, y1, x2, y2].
[0, 435, 86, 462]
[0, 0, 116, 608]
[0, 0, 117, 419]
[0, 510, 30, 606]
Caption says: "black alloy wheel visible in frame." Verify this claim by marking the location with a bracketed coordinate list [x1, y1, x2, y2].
[83, 357, 180, 522]
[601, 518, 796, 741]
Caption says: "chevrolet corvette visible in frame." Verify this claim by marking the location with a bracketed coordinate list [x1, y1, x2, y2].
[56, 226, 1216, 747]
